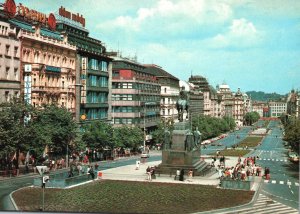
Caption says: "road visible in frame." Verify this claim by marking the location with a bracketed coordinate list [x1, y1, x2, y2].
[201, 120, 299, 210]
[201, 126, 252, 156]
[248, 120, 299, 209]
[0, 154, 161, 211]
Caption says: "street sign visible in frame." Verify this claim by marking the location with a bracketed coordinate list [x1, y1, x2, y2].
[42, 175, 50, 183]
[24, 64, 32, 72]
[36, 166, 48, 176]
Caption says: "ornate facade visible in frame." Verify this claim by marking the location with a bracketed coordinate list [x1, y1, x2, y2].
[0, 17, 20, 103]
[11, 19, 77, 113]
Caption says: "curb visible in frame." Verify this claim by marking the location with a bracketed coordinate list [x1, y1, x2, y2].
[9, 186, 34, 211]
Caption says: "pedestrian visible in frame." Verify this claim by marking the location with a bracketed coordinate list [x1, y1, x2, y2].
[89, 166, 95, 180]
[77, 164, 83, 175]
[187, 169, 193, 182]
[238, 155, 242, 164]
[87, 165, 91, 175]
[146, 166, 152, 181]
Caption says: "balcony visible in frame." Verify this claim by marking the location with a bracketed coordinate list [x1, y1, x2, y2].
[86, 86, 109, 92]
[81, 102, 108, 108]
[87, 69, 109, 77]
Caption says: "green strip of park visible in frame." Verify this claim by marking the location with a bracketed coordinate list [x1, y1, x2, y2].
[13, 180, 254, 213]
[218, 136, 263, 157]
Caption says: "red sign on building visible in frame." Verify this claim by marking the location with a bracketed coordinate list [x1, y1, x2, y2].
[3, 0, 56, 30]
[4, 0, 16, 17]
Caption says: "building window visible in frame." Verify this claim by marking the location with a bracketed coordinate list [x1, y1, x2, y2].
[14, 47, 18, 57]
[5, 91, 9, 101]
[6, 67, 9, 78]
[90, 75, 97, 86]
[5, 45, 10, 55]
[99, 61, 108, 71]
[89, 59, 98, 70]
[99, 76, 108, 87]
[14, 68, 18, 80]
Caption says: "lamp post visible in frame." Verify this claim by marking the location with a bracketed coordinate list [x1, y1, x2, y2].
[66, 83, 82, 168]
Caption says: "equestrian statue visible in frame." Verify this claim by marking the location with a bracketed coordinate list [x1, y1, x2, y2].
[176, 87, 189, 122]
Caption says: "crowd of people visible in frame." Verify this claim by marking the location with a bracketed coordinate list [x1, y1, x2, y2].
[216, 155, 268, 181]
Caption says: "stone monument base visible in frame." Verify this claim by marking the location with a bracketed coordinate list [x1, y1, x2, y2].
[157, 150, 213, 176]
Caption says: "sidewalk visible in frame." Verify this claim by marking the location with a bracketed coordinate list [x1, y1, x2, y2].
[97, 157, 262, 191]
[99, 160, 220, 186]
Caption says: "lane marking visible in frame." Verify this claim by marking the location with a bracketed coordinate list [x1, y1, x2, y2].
[291, 190, 294, 194]
[271, 180, 276, 184]
[264, 180, 269, 183]
[279, 181, 284, 184]
[295, 183, 299, 186]
[287, 182, 292, 185]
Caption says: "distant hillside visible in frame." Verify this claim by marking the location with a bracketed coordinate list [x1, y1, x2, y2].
[246, 91, 285, 101]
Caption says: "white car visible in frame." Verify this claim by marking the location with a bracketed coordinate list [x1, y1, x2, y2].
[141, 152, 150, 158]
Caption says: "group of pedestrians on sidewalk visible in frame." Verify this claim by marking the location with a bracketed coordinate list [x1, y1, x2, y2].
[217, 155, 265, 181]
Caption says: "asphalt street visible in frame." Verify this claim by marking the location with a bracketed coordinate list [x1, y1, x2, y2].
[201, 126, 252, 156]
[249, 120, 299, 209]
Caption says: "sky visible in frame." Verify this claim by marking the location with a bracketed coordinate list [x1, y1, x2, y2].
[15, 0, 300, 94]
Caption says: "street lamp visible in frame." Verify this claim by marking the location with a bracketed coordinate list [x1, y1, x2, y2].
[143, 102, 157, 152]
[66, 83, 82, 168]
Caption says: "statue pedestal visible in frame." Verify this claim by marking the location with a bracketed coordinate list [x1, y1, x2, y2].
[157, 122, 211, 176]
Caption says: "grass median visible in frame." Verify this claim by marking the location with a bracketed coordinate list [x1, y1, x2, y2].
[238, 136, 263, 148]
[13, 180, 254, 213]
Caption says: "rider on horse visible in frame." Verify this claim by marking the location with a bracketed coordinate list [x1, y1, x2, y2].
[176, 87, 189, 122]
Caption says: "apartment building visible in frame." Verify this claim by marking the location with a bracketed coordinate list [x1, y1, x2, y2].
[109, 53, 160, 134]
[144, 64, 179, 124]
[56, 6, 112, 122]
[2, 3, 78, 113]
[268, 100, 287, 117]
[0, 16, 20, 103]
[252, 101, 268, 117]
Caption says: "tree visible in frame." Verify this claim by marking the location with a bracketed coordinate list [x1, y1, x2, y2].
[114, 126, 143, 151]
[152, 120, 174, 146]
[244, 112, 260, 125]
[30, 104, 78, 159]
[0, 98, 34, 167]
[283, 117, 300, 153]
[82, 120, 113, 150]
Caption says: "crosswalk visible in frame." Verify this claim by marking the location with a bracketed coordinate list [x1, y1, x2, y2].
[220, 194, 298, 214]
[259, 158, 288, 162]
[264, 179, 299, 187]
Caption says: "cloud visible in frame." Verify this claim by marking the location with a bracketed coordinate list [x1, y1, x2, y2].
[96, 0, 233, 38]
[207, 18, 263, 49]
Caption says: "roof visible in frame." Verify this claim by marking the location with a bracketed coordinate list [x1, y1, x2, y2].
[40, 28, 62, 40]
[9, 19, 34, 32]
[9, 19, 63, 40]
[179, 80, 190, 91]
[110, 55, 145, 67]
[143, 64, 179, 81]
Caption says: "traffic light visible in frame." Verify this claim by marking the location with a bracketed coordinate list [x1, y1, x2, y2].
[42, 175, 49, 184]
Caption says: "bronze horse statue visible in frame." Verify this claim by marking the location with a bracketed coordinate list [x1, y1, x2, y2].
[176, 99, 189, 122]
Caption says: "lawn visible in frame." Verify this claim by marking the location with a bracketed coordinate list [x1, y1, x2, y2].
[13, 180, 254, 213]
[219, 149, 251, 157]
[237, 136, 263, 148]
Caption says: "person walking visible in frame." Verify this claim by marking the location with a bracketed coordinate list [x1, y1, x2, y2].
[146, 166, 152, 181]
[89, 166, 95, 180]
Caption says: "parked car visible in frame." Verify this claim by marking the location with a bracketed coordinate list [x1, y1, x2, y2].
[141, 152, 150, 158]
[288, 151, 299, 163]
